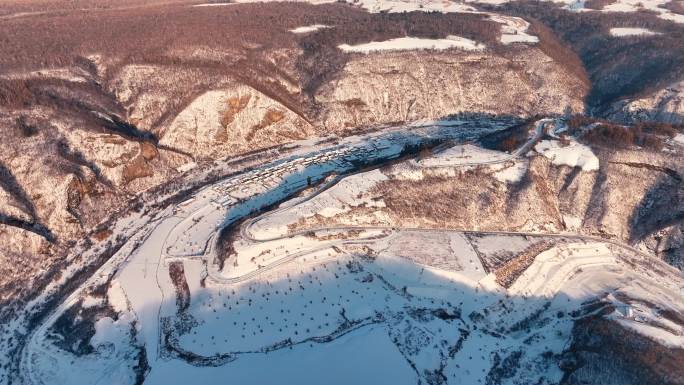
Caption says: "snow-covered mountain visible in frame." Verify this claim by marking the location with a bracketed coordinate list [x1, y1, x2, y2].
[1, 1, 683, 384]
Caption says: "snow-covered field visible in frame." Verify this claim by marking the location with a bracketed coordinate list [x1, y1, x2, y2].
[338, 36, 485, 53]
[600, 0, 684, 24]
[290, 24, 330, 34]
[609, 27, 661, 36]
[355, 0, 478, 13]
[534, 139, 599, 171]
[488, 14, 540, 44]
[12, 118, 684, 385]
[12, 119, 510, 384]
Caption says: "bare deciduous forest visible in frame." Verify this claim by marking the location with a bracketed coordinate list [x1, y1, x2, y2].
[484, 1, 684, 110]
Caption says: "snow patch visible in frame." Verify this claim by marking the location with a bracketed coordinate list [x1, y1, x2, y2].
[81, 295, 104, 309]
[107, 280, 130, 313]
[1, 68, 91, 83]
[90, 314, 134, 348]
[563, 215, 582, 230]
[358, 0, 478, 13]
[673, 133, 684, 145]
[176, 162, 198, 173]
[616, 318, 684, 348]
[500, 32, 539, 44]
[290, 24, 329, 33]
[338, 36, 485, 53]
[603, 0, 684, 24]
[470, 0, 684, 24]
[197, 0, 334, 5]
[193, 0, 684, 25]
[319, 206, 346, 217]
[489, 14, 539, 44]
[610, 27, 660, 36]
[534, 139, 599, 171]
[493, 161, 528, 183]
[193, 2, 231, 6]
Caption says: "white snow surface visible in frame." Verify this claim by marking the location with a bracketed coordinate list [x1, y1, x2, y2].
[80, 295, 104, 309]
[14, 120, 684, 385]
[107, 280, 130, 313]
[493, 160, 528, 183]
[355, 2, 539, 45]
[338, 35, 485, 53]
[290, 24, 330, 33]
[534, 139, 600, 171]
[191, 0, 539, 44]
[563, 215, 583, 230]
[1, 68, 91, 83]
[176, 161, 197, 173]
[221, 0, 477, 13]
[146, 325, 416, 385]
[419, 144, 511, 166]
[489, 14, 539, 44]
[90, 312, 136, 349]
[610, 27, 660, 36]
[357, 0, 478, 13]
[471, 0, 684, 23]
[602, 0, 684, 23]
[195, 0, 334, 5]
[194, 0, 684, 25]
[192, 2, 236, 6]
[673, 133, 684, 145]
[500, 32, 539, 44]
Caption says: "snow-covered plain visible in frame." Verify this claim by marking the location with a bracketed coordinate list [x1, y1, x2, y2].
[16, 119, 513, 385]
[14, 118, 684, 385]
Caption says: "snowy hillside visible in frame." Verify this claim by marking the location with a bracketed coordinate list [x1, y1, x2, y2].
[1, 1, 684, 385]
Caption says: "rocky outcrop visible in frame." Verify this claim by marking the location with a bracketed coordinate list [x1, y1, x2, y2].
[279, 142, 683, 268]
[108, 64, 226, 132]
[159, 86, 314, 159]
[317, 48, 587, 130]
[603, 81, 684, 125]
